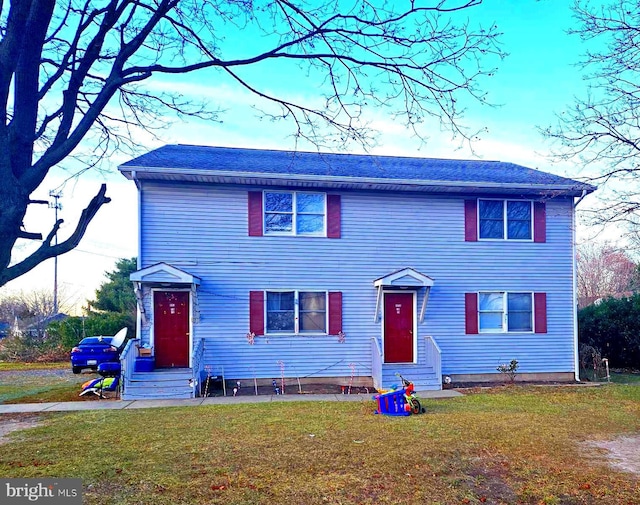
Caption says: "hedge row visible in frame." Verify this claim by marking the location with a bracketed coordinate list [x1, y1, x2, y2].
[578, 294, 640, 369]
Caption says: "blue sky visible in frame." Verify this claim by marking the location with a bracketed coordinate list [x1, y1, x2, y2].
[3, 0, 611, 310]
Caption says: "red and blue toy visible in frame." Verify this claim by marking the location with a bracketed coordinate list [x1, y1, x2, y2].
[374, 373, 425, 416]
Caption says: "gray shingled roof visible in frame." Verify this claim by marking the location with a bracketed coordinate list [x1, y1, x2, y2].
[119, 144, 595, 196]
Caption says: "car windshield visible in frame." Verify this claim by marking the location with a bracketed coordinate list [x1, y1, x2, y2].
[79, 337, 113, 346]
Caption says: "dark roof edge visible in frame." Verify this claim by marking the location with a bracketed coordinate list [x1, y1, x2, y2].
[122, 143, 505, 165]
[119, 165, 597, 197]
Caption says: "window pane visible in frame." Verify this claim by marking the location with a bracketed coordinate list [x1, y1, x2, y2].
[266, 292, 294, 332]
[267, 292, 294, 310]
[299, 292, 326, 332]
[300, 312, 326, 332]
[508, 220, 531, 240]
[507, 201, 531, 220]
[299, 292, 326, 310]
[508, 312, 532, 332]
[265, 192, 292, 212]
[297, 214, 324, 234]
[267, 312, 295, 332]
[507, 293, 532, 311]
[297, 193, 324, 213]
[479, 200, 504, 239]
[507, 201, 531, 240]
[480, 219, 504, 239]
[479, 200, 503, 219]
[479, 293, 504, 311]
[265, 213, 293, 232]
[507, 293, 532, 332]
[479, 312, 503, 331]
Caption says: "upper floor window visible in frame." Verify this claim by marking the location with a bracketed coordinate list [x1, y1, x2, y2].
[479, 292, 533, 333]
[264, 191, 326, 236]
[478, 200, 532, 240]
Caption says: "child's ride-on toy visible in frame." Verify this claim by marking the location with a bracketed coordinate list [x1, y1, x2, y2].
[396, 372, 426, 414]
[373, 373, 425, 416]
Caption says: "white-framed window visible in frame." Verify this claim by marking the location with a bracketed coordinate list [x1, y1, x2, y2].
[264, 191, 326, 236]
[478, 199, 532, 240]
[266, 290, 327, 334]
[479, 292, 533, 333]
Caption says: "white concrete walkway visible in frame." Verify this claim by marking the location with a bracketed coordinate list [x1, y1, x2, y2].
[0, 389, 463, 413]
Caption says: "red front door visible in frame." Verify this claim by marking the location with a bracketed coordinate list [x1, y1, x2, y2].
[154, 291, 189, 368]
[384, 292, 414, 363]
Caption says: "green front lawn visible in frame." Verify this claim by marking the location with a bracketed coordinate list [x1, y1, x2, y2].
[609, 371, 640, 384]
[0, 365, 90, 404]
[0, 383, 95, 404]
[1, 385, 639, 504]
[0, 361, 69, 371]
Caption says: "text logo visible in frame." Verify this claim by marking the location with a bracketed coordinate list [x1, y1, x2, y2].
[0, 479, 82, 504]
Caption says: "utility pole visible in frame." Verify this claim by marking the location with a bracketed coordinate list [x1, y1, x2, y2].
[49, 190, 62, 314]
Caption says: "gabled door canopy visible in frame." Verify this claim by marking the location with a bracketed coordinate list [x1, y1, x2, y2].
[130, 263, 201, 325]
[373, 267, 434, 323]
[130, 262, 201, 285]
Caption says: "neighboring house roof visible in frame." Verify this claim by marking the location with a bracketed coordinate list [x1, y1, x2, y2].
[119, 144, 596, 197]
[25, 313, 68, 329]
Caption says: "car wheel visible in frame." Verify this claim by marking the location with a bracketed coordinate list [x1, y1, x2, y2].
[72, 366, 82, 374]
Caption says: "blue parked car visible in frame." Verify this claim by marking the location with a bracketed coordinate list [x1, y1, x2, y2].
[70, 328, 127, 374]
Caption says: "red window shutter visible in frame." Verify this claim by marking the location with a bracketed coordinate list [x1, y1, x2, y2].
[249, 291, 265, 336]
[328, 291, 343, 334]
[534, 292, 547, 334]
[465, 293, 479, 334]
[327, 194, 341, 238]
[534, 202, 546, 243]
[464, 199, 478, 242]
[248, 191, 263, 237]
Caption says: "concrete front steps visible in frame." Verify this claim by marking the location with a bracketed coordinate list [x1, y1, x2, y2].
[122, 368, 195, 400]
[381, 366, 442, 391]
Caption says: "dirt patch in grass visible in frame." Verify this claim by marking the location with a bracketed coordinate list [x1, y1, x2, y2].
[465, 458, 520, 504]
[585, 435, 640, 476]
[0, 414, 43, 445]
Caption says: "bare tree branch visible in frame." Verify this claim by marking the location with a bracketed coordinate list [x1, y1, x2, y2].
[0, 0, 503, 287]
[577, 241, 638, 308]
[0, 184, 111, 286]
[542, 0, 640, 228]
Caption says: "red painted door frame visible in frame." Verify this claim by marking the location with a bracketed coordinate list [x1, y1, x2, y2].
[153, 290, 190, 368]
[383, 291, 415, 363]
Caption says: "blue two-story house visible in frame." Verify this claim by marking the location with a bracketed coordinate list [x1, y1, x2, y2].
[118, 145, 595, 399]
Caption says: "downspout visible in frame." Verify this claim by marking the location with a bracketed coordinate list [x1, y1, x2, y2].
[574, 189, 588, 208]
[572, 190, 587, 382]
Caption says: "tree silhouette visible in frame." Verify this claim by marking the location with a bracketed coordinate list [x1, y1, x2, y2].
[543, 1, 640, 227]
[0, 0, 503, 286]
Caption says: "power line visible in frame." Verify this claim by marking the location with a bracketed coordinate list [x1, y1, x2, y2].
[70, 248, 131, 260]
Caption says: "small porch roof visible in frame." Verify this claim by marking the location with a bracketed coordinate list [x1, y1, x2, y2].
[373, 268, 435, 323]
[130, 262, 201, 285]
[130, 263, 201, 325]
[373, 267, 434, 288]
